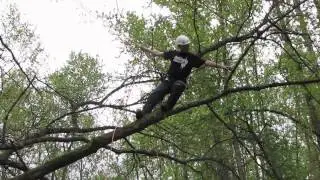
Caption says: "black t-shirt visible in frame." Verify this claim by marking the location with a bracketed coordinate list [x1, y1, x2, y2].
[163, 50, 205, 82]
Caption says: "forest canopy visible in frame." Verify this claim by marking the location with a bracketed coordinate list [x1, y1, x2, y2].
[0, 0, 320, 179]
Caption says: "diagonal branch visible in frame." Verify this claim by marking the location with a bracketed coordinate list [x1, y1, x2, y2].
[0, 136, 89, 150]
[30, 126, 118, 138]
[268, 19, 316, 74]
[0, 159, 28, 171]
[138, 131, 196, 156]
[71, 78, 156, 109]
[242, 117, 283, 179]
[224, 39, 258, 89]
[10, 78, 320, 179]
[36, 77, 73, 103]
[0, 36, 37, 90]
[236, 0, 254, 36]
[172, 78, 320, 114]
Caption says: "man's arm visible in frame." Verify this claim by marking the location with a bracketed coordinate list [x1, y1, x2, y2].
[140, 46, 164, 57]
[204, 60, 232, 71]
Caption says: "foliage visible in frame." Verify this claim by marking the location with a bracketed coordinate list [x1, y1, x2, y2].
[0, 0, 320, 179]
[49, 52, 105, 104]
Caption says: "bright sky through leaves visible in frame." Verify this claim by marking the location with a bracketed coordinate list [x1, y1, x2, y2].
[6, 0, 151, 74]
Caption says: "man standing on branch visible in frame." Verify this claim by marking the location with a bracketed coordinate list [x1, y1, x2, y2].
[135, 35, 231, 119]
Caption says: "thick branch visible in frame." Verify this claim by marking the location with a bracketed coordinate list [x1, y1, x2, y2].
[11, 111, 166, 180]
[0, 159, 28, 171]
[11, 78, 320, 179]
[0, 136, 89, 150]
[172, 78, 320, 114]
[26, 126, 118, 140]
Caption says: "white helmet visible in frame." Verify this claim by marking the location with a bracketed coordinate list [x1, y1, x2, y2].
[175, 35, 190, 46]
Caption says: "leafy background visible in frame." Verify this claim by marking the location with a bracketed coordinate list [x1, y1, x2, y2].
[0, 0, 320, 179]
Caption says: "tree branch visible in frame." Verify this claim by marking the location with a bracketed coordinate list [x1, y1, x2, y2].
[172, 78, 320, 114]
[0, 159, 28, 171]
[105, 145, 240, 179]
[9, 77, 320, 179]
[0, 136, 89, 150]
[224, 39, 258, 89]
[230, 108, 320, 145]
[241, 117, 283, 179]
[199, 0, 308, 56]
[138, 131, 196, 156]
[0, 36, 37, 90]
[192, 0, 201, 54]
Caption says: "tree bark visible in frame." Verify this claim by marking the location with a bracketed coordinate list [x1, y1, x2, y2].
[9, 79, 320, 180]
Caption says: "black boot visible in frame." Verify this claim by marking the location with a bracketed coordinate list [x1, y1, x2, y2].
[160, 103, 169, 112]
[135, 109, 144, 119]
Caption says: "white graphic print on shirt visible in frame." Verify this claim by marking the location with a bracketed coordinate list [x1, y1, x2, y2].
[173, 55, 188, 69]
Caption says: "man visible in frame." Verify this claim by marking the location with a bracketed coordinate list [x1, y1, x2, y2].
[136, 35, 231, 119]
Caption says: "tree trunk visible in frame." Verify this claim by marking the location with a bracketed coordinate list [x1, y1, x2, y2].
[293, 1, 320, 178]
[294, 0, 320, 150]
[217, 161, 230, 180]
[252, 144, 260, 180]
[305, 95, 320, 180]
[305, 131, 320, 180]
[233, 138, 246, 180]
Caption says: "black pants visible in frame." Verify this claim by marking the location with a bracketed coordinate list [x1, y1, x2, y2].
[142, 79, 186, 114]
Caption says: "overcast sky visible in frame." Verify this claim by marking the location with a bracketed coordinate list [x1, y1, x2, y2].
[6, 0, 153, 74]
[0, 0, 162, 123]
